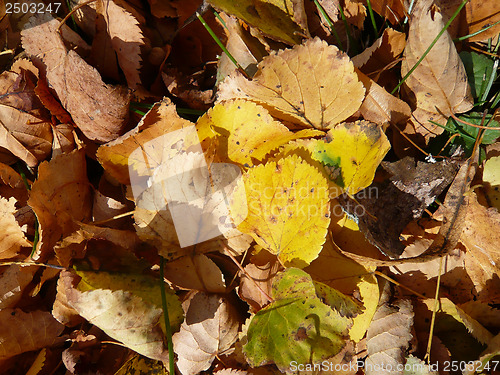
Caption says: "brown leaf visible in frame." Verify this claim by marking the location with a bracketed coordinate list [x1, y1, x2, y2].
[163, 254, 226, 293]
[94, 0, 144, 89]
[0, 264, 37, 308]
[173, 292, 240, 375]
[402, 0, 473, 139]
[0, 309, 65, 359]
[28, 149, 92, 261]
[356, 68, 411, 126]
[0, 197, 31, 259]
[21, 14, 130, 142]
[365, 299, 414, 375]
[238, 261, 278, 312]
[339, 157, 459, 257]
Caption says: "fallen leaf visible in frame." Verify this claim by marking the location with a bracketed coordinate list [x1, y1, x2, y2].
[365, 299, 414, 375]
[173, 292, 240, 375]
[356, 68, 411, 126]
[162, 254, 226, 293]
[218, 37, 365, 130]
[207, 0, 309, 45]
[233, 154, 330, 268]
[196, 99, 322, 166]
[62, 270, 172, 364]
[0, 309, 65, 359]
[94, 0, 144, 89]
[21, 14, 130, 142]
[0, 264, 37, 308]
[401, 0, 474, 139]
[114, 354, 167, 375]
[312, 120, 391, 195]
[238, 260, 279, 312]
[482, 155, 500, 210]
[28, 149, 92, 261]
[243, 268, 352, 371]
[0, 197, 31, 259]
[338, 157, 459, 257]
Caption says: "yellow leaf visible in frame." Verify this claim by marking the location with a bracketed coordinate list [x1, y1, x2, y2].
[207, 0, 309, 45]
[196, 100, 322, 166]
[233, 154, 330, 268]
[218, 37, 365, 130]
[318, 121, 390, 195]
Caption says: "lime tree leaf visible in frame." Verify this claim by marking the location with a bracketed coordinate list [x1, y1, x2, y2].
[311, 121, 390, 195]
[196, 100, 321, 167]
[74, 267, 184, 332]
[232, 154, 330, 268]
[218, 37, 365, 130]
[243, 268, 352, 372]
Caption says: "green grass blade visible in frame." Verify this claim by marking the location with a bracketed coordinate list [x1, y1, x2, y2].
[366, 0, 378, 38]
[313, 0, 344, 51]
[454, 19, 500, 42]
[160, 256, 175, 374]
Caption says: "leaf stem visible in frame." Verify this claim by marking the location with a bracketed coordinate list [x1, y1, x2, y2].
[391, 0, 469, 94]
[160, 256, 175, 374]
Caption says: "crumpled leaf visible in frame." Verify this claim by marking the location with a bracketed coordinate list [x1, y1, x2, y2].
[61, 270, 174, 364]
[207, 0, 309, 45]
[339, 157, 459, 257]
[311, 120, 390, 195]
[232, 154, 330, 268]
[243, 268, 353, 372]
[0, 309, 65, 359]
[114, 354, 167, 375]
[218, 37, 365, 130]
[196, 99, 322, 167]
[21, 14, 130, 142]
[173, 292, 240, 375]
[365, 299, 414, 375]
[0, 196, 31, 259]
[28, 149, 92, 261]
[402, 0, 473, 138]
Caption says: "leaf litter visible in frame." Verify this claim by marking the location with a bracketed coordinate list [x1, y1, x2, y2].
[0, 0, 499, 374]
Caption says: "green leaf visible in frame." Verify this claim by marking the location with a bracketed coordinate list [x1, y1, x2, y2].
[459, 51, 495, 100]
[446, 112, 500, 154]
[243, 268, 354, 371]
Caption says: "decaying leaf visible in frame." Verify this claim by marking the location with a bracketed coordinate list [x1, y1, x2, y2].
[232, 154, 330, 268]
[28, 149, 92, 260]
[21, 14, 130, 142]
[218, 37, 365, 130]
[0, 264, 37, 308]
[173, 292, 240, 375]
[365, 299, 414, 375]
[61, 270, 174, 364]
[402, 0, 474, 138]
[339, 157, 459, 257]
[0, 309, 65, 359]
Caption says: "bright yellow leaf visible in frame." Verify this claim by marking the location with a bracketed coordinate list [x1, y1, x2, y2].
[196, 100, 322, 167]
[232, 154, 330, 268]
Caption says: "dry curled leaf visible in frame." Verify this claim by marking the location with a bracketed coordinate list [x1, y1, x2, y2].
[0, 197, 31, 259]
[173, 292, 240, 375]
[21, 14, 130, 142]
[365, 299, 414, 375]
[218, 37, 365, 130]
[402, 0, 473, 139]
